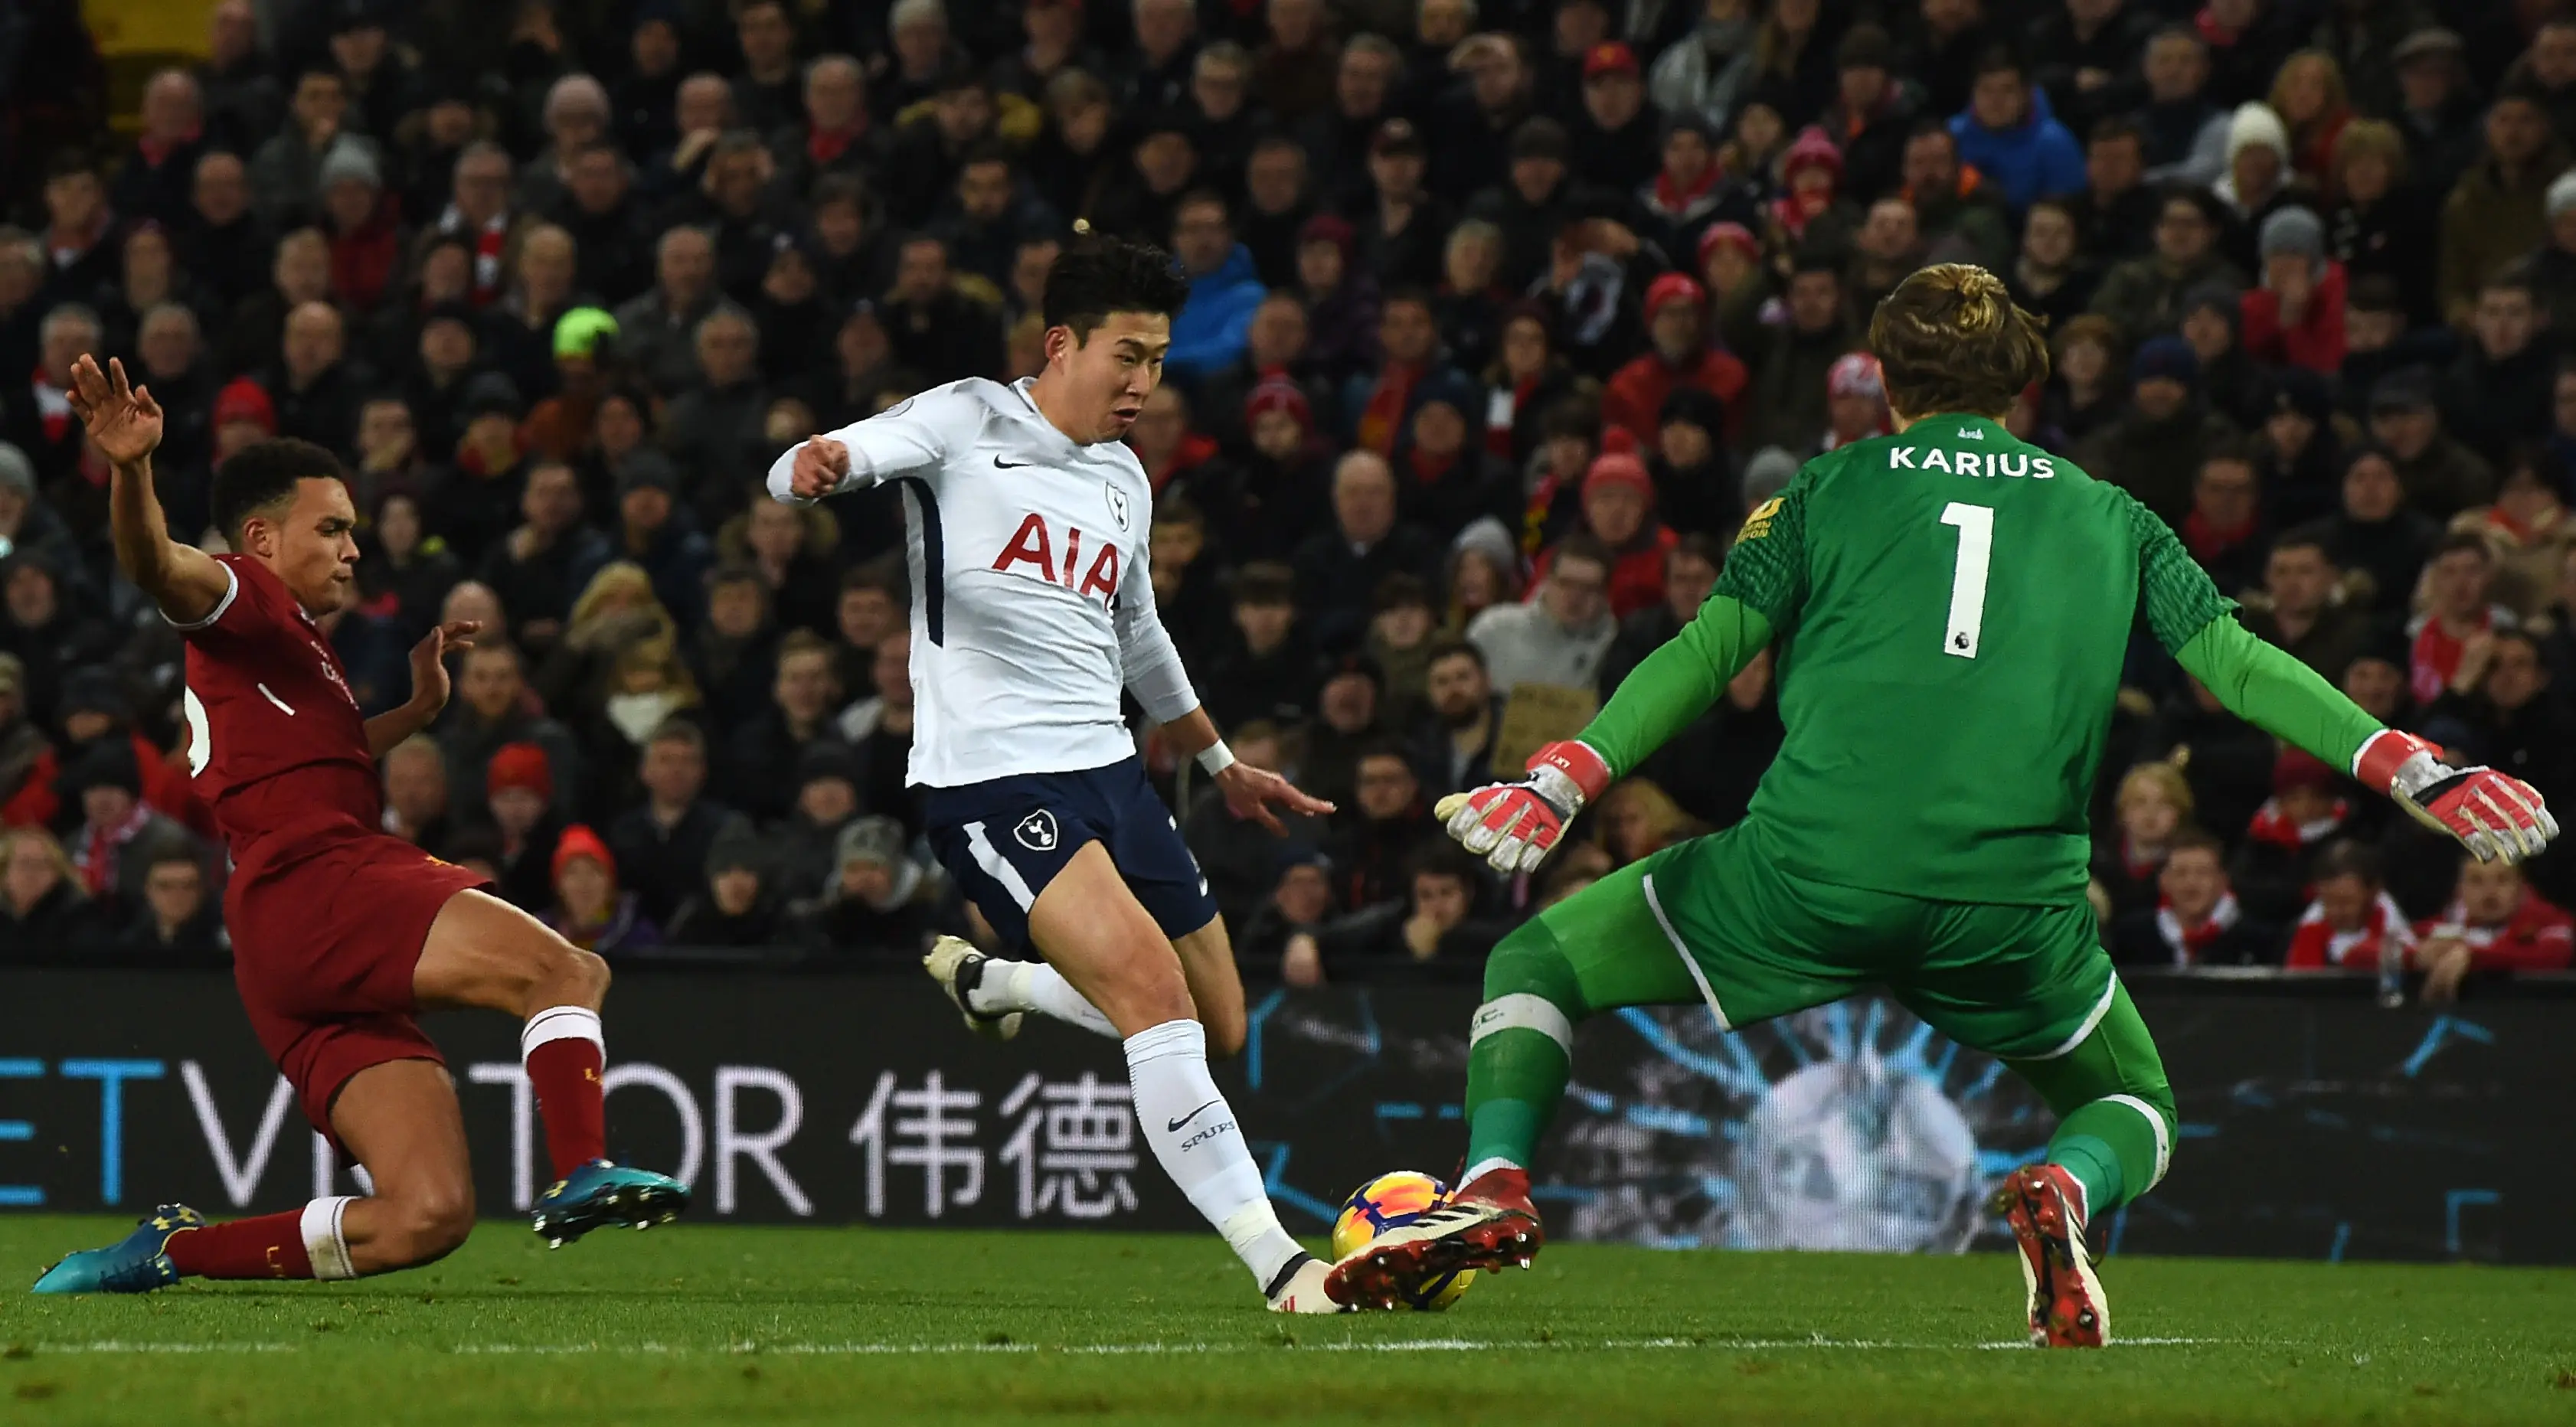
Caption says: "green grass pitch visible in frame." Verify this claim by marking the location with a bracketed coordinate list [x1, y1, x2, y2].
[4, 1217, 2574, 1425]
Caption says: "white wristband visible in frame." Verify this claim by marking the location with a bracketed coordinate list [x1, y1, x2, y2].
[1196, 741, 1237, 776]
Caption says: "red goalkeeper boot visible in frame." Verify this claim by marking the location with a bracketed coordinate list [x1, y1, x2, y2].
[1325, 1167, 1545, 1311]
[1993, 1164, 2107, 1348]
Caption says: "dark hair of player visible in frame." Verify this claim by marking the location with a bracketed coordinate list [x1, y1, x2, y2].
[1869, 263, 2051, 419]
[1041, 235, 1189, 345]
[211, 438, 345, 544]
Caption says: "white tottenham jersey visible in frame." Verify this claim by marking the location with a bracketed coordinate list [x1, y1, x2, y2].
[765, 377, 1200, 789]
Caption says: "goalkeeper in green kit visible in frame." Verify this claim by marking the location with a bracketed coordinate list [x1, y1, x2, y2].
[1321, 266, 2560, 1344]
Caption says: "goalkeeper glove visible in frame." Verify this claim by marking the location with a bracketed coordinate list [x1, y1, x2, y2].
[2355, 730, 2559, 864]
[1434, 740, 1613, 875]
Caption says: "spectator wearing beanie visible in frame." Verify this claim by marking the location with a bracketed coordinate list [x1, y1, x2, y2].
[665, 823, 782, 947]
[430, 371, 533, 570]
[2240, 207, 2346, 377]
[2213, 101, 2304, 272]
[1766, 126, 1851, 257]
[483, 740, 565, 913]
[2231, 749, 2358, 925]
[1392, 371, 1515, 539]
[1819, 351, 1890, 452]
[1570, 42, 1662, 197]
[1205, 375, 1333, 564]
[796, 814, 944, 958]
[2366, 366, 2495, 523]
[319, 138, 402, 315]
[2077, 334, 2238, 528]
[548, 823, 659, 956]
[2437, 88, 2571, 328]
[1648, 386, 1737, 540]
[1535, 450, 1679, 616]
[1601, 273, 1747, 449]
[61, 740, 203, 913]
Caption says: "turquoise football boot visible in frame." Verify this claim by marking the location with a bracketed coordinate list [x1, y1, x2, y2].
[531, 1161, 689, 1248]
[32, 1204, 204, 1294]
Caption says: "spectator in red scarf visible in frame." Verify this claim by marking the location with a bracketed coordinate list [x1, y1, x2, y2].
[2285, 839, 2415, 971]
[1694, 220, 1772, 360]
[1764, 126, 1849, 256]
[1343, 288, 1463, 456]
[318, 140, 403, 316]
[1636, 111, 1737, 265]
[2113, 828, 2283, 967]
[1600, 273, 1747, 447]
[1529, 452, 1676, 619]
[58, 740, 204, 919]
[2182, 441, 2269, 596]
[1393, 373, 1512, 537]
[7, 305, 96, 485]
[2409, 532, 2515, 705]
[2231, 748, 2356, 922]
[111, 70, 208, 230]
[2413, 856, 2575, 1001]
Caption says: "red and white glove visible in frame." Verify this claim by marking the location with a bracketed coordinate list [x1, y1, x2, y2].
[2355, 730, 2560, 864]
[1434, 740, 1613, 875]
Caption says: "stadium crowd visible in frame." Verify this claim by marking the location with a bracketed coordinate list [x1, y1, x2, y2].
[0, 0, 2570, 996]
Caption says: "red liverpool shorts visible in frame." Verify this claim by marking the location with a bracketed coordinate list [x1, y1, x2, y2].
[226, 818, 492, 1141]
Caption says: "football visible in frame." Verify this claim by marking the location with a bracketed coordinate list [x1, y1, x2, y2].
[1331, 1171, 1479, 1311]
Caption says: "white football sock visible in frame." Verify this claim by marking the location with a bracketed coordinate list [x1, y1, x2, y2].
[970, 958, 1120, 1040]
[1124, 1017, 1303, 1291]
[1461, 1156, 1522, 1187]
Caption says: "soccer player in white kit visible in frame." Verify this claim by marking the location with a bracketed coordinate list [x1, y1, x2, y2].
[769, 237, 1350, 1312]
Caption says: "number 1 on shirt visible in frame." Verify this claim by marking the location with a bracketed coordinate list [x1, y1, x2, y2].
[1938, 502, 1992, 660]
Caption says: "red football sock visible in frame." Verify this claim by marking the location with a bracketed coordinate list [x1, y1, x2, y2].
[163, 1209, 315, 1280]
[524, 1006, 606, 1180]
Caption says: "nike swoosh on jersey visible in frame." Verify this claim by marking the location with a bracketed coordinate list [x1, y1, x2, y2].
[994, 456, 1038, 469]
[1166, 1099, 1222, 1132]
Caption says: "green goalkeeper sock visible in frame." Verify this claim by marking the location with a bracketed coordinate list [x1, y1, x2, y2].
[2046, 1096, 2172, 1217]
[1461, 921, 1588, 1182]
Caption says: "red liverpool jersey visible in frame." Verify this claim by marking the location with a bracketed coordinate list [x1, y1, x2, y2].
[175, 553, 382, 855]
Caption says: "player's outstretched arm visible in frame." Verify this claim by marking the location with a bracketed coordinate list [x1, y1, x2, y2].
[74, 354, 228, 625]
[764, 390, 960, 505]
[2176, 617, 2558, 863]
[1440, 594, 1775, 875]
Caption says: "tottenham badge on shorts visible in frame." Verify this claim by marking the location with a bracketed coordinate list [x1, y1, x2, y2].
[1103, 482, 1131, 532]
[1015, 808, 1061, 851]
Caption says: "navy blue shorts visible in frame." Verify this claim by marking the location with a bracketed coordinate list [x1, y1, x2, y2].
[924, 757, 1217, 951]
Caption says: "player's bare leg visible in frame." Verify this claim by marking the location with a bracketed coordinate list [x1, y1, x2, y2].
[328, 1059, 478, 1272]
[927, 917, 1247, 1055]
[1028, 842, 1342, 1312]
[30, 1059, 472, 1291]
[414, 889, 688, 1243]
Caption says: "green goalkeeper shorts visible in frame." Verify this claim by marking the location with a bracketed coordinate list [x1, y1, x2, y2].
[1541, 819, 2119, 1060]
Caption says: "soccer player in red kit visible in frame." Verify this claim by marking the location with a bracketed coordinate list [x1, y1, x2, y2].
[34, 356, 685, 1295]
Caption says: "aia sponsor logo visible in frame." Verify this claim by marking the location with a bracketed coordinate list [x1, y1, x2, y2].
[991, 513, 1122, 605]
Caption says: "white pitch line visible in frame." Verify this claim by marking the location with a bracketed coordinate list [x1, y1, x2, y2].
[16, 1336, 2241, 1358]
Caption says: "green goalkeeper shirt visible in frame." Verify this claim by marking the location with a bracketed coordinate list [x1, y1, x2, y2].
[1577, 414, 2387, 906]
